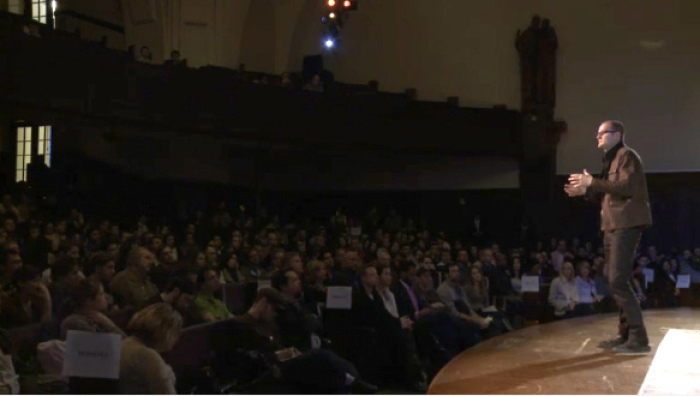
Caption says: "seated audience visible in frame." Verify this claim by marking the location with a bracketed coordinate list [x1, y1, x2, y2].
[163, 50, 187, 68]
[84, 252, 117, 291]
[302, 260, 327, 312]
[507, 256, 524, 294]
[210, 288, 375, 394]
[0, 327, 19, 393]
[436, 263, 491, 332]
[574, 260, 598, 316]
[548, 261, 580, 319]
[414, 268, 480, 357]
[240, 248, 265, 281]
[279, 72, 293, 89]
[353, 264, 423, 390]
[119, 303, 182, 394]
[377, 265, 399, 318]
[272, 269, 323, 350]
[60, 279, 125, 339]
[284, 252, 304, 278]
[330, 249, 361, 287]
[655, 259, 679, 307]
[302, 74, 324, 93]
[193, 267, 232, 323]
[136, 46, 152, 63]
[49, 258, 82, 318]
[0, 251, 23, 294]
[219, 252, 243, 283]
[109, 247, 159, 311]
[22, 222, 50, 270]
[464, 267, 510, 331]
[0, 265, 52, 328]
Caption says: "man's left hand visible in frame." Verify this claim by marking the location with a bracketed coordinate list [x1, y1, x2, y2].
[568, 169, 593, 188]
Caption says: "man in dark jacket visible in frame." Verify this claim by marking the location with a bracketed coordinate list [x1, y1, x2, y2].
[566, 119, 652, 354]
[210, 288, 375, 393]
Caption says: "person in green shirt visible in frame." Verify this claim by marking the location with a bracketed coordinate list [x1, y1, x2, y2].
[193, 267, 232, 323]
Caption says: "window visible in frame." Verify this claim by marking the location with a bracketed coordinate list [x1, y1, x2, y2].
[15, 125, 53, 183]
[8, 0, 24, 15]
[32, 0, 47, 24]
[38, 126, 52, 166]
[16, 127, 32, 182]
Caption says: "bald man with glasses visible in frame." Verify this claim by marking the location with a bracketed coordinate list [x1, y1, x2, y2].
[565, 120, 652, 355]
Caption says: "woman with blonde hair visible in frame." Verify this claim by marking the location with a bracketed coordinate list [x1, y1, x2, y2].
[548, 261, 580, 319]
[118, 303, 182, 394]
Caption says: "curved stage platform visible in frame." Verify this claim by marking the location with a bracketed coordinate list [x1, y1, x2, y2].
[429, 308, 700, 394]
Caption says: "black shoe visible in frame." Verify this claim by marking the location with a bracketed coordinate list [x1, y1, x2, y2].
[598, 336, 627, 349]
[349, 378, 378, 394]
[613, 341, 651, 355]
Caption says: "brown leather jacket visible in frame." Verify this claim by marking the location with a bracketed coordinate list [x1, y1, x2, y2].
[589, 145, 652, 231]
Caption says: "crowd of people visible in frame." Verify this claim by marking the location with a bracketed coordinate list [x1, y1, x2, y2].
[0, 188, 695, 393]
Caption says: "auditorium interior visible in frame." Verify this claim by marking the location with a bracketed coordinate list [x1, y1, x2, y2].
[1, 0, 700, 394]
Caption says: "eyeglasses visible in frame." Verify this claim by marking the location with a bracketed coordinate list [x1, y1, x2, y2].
[596, 130, 618, 138]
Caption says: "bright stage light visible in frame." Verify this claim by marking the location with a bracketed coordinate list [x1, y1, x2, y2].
[325, 38, 335, 48]
[328, 0, 336, 6]
[343, 0, 351, 7]
[329, 12, 336, 19]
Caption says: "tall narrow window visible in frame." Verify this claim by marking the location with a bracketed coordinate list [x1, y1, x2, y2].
[38, 126, 52, 166]
[16, 127, 32, 182]
[8, 0, 24, 15]
[32, 0, 47, 24]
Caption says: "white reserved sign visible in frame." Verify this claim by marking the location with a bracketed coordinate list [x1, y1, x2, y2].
[326, 286, 353, 309]
[62, 331, 121, 379]
[521, 276, 540, 293]
[676, 274, 691, 289]
[643, 268, 655, 286]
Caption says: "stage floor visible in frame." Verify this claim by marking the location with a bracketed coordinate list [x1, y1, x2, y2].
[428, 308, 700, 394]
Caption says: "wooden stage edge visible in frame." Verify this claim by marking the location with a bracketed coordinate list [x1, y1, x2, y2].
[428, 308, 700, 395]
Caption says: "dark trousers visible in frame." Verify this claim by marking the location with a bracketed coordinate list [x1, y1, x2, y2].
[280, 349, 357, 393]
[604, 227, 648, 344]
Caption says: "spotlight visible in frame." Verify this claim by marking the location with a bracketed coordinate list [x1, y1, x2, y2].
[343, 0, 351, 7]
[329, 12, 336, 19]
[325, 38, 335, 48]
[328, 0, 335, 6]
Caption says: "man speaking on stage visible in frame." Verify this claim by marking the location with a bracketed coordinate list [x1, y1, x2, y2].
[565, 120, 652, 354]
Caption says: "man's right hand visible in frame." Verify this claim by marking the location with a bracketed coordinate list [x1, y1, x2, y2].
[564, 183, 587, 197]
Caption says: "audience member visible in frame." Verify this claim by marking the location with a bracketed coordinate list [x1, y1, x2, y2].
[60, 279, 125, 339]
[0, 265, 52, 328]
[574, 260, 598, 316]
[548, 261, 580, 318]
[193, 267, 232, 323]
[109, 247, 159, 311]
[136, 46, 152, 63]
[219, 252, 243, 283]
[119, 303, 182, 394]
[376, 265, 399, 318]
[210, 288, 375, 394]
[302, 74, 324, 93]
[163, 50, 187, 68]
